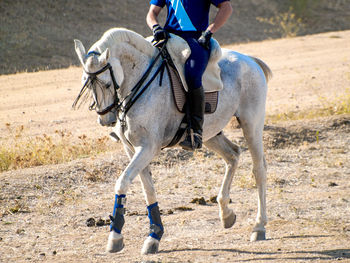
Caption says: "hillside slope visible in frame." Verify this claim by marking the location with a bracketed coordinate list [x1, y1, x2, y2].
[1, 0, 350, 74]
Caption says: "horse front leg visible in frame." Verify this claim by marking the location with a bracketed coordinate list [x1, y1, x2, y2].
[119, 145, 163, 254]
[106, 145, 158, 253]
[204, 132, 240, 229]
[139, 166, 164, 255]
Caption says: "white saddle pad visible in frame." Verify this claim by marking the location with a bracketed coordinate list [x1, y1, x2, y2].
[147, 34, 223, 92]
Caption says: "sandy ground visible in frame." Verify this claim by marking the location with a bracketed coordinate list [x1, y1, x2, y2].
[0, 31, 350, 262]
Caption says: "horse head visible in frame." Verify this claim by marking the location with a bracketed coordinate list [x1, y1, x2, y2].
[74, 39, 124, 127]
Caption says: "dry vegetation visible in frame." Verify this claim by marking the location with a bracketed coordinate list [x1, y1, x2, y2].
[0, 125, 119, 172]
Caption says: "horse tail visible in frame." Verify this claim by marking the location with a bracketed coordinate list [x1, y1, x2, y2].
[250, 56, 273, 83]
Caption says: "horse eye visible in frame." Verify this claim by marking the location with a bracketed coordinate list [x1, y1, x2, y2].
[105, 83, 111, 89]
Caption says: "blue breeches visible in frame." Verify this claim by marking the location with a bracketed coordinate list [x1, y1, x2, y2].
[172, 31, 211, 90]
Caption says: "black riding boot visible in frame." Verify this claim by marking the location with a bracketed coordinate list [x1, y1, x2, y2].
[179, 87, 205, 151]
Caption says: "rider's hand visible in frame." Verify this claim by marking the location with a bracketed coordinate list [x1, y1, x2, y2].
[152, 24, 168, 42]
[198, 29, 213, 50]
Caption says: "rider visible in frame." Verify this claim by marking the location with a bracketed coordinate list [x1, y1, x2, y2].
[146, 0, 232, 150]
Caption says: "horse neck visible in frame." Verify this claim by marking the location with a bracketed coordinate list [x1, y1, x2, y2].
[114, 42, 154, 98]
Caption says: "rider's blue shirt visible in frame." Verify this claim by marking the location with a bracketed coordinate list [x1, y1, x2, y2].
[150, 0, 229, 32]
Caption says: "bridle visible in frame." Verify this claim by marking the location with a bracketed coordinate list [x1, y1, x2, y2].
[73, 42, 167, 121]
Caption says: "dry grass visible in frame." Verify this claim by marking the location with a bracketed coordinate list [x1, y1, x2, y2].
[257, 7, 305, 38]
[0, 124, 119, 172]
[266, 89, 350, 123]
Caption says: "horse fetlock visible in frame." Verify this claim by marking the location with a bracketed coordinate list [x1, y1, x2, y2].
[106, 232, 124, 253]
[255, 215, 268, 228]
[217, 195, 230, 207]
[141, 236, 160, 255]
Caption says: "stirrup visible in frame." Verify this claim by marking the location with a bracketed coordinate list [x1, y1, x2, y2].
[179, 129, 202, 151]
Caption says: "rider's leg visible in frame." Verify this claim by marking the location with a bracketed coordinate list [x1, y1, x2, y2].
[179, 37, 210, 150]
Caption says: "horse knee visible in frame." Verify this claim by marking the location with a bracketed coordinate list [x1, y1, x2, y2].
[115, 175, 131, 194]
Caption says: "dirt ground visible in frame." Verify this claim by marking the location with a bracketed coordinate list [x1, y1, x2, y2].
[0, 31, 350, 262]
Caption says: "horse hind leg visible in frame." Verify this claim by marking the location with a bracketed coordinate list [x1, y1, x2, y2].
[239, 116, 268, 241]
[204, 132, 241, 229]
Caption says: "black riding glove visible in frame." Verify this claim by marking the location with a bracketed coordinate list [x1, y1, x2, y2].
[198, 29, 213, 50]
[152, 24, 168, 42]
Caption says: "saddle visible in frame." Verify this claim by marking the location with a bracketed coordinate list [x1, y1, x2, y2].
[147, 34, 223, 114]
[166, 33, 223, 93]
[165, 34, 223, 114]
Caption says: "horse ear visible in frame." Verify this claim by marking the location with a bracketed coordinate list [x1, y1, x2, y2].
[74, 39, 86, 65]
[99, 48, 110, 65]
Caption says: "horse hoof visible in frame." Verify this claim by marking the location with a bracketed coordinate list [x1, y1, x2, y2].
[250, 231, 266, 242]
[141, 236, 159, 255]
[222, 210, 236, 229]
[106, 232, 124, 253]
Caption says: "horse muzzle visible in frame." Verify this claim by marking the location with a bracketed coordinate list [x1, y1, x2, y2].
[98, 113, 117, 127]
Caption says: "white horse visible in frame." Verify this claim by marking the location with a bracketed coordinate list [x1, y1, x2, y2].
[74, 28, 271, 255]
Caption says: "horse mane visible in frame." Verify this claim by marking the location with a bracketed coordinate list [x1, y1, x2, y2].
[90, 27, 155, 57]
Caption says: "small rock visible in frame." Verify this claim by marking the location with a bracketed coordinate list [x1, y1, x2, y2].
[127, 211, 139, 216]
[190, 197, 206, 205]
[96, 218, 105, 227]
[328, 182, 338, 187]
[39, 253, 45, 256]
[167, 209, 174, 214]
[16, 229, 25, 234]
[343, 226, 350, 232]
[174, 206, 193, 211]
[86, 217, 96, 227]
[209, 196, 218, 203]
[52, 251, 57, 255]
[275, 178, 287, 185]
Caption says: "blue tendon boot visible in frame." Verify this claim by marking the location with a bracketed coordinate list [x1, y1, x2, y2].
[141, 202, 164, 254]
[106, 194, 126, 253]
